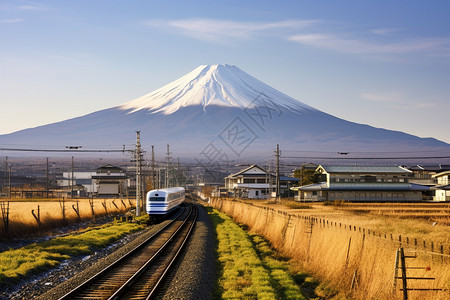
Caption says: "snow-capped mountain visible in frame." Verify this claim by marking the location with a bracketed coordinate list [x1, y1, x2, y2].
[120, 64, 313, 114]
[0, 64, 448, 158]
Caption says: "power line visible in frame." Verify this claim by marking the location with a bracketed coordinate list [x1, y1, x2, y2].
[282, 156, 450, 160]
[0, 147, 133, 153]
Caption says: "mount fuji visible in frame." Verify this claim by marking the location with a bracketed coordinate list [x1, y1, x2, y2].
[1, 64, 448, 158]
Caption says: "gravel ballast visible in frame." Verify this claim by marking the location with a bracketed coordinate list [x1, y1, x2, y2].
[1, 203, 217, 300]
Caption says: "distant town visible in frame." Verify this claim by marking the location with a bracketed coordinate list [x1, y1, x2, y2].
[1, 153, 449, 203]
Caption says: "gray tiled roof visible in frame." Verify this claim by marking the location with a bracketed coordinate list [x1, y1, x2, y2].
[292, 182, 429, 191]
[320, 165, 411, 174]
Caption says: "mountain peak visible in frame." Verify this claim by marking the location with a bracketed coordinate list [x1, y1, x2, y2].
[119, 64, 314, 114]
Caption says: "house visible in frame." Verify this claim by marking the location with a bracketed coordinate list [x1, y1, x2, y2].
[225, 165, 271, 199]
[431, 171, 450, 201]
[224, 164, 299, 199]
[92, 164, 128, 197]
[291, 165, 429, 202]
[57, 171, 96, 193]
[407, 164, 450, 185]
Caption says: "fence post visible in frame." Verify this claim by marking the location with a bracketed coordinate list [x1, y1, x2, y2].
[31, 205, 41, 228]
[0, 201, 10, 234]
[399, 247, 408, 300]
[345, 237, 352, 268]
[89, 197, 95, 222]
[350, 269, 358, 291]
[102, 199, 107, 214]
[393, 248, 400, 292]
[72, 201, 81, 221]
[58, 197, 66, 222]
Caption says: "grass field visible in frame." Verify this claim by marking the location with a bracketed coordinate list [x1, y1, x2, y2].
[0, 198, 133, 237]
[248, 199, 450, 247]
[209, 198, 450, 300]
[0, 217, 146, 285]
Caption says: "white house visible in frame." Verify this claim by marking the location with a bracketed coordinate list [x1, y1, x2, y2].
[291, 165, 429, 202]
[225, 165, 271, 199]
[57, 171, 97, 195]
[224, 164, 299, 199]
[432, 171, 450, 201]
[92, 164, 128, 197]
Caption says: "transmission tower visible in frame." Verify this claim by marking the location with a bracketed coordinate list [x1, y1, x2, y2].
[276, 144, 280, 200]
[165, 145, 171, 188]
[135, 131, 143, 216]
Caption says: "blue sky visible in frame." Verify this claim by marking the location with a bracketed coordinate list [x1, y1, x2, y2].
[1, 0, 450, 144]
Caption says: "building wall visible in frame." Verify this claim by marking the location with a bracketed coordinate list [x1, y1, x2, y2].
[328, 191, 422, 202]
[437, 175, 449, 185]
[296, 190, 422, 202]
[434, 190, 450, 201]
[247, 189, 269, 199]
[98, 183, 119, 195]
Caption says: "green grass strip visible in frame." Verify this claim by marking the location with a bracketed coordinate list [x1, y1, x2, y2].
[250, 235, 306, 300]
[209, 208, 310, 300]
[0, 217, 147, 285]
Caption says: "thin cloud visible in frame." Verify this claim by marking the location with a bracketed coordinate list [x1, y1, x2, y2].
[0, 18, 24, 23]
[370, 28, 399, 36]
[289, 33, 450, 56]
[143, 18, 450, 59]
[143, 18, 318, 42]
[361, 93, 438, 109]
[17, 5, 45, 11]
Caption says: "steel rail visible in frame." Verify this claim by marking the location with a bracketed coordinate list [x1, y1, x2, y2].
[59, 203, 188, 300]
[146, 202, 198, 299]
[109, 202, 198, 299]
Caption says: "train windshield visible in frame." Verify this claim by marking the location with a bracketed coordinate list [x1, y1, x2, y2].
[149, 197, 166, 202]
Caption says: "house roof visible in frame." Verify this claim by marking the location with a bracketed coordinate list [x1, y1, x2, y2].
[432, 170, 450, 178]
[236, 183, 270, 189]
[280, 176, 300, 182]
[92, 175, 127, 180]
[318, 165, 411, 174]
[291, 182, 429, 191]
[408, 165, 450, 172]
[431, 184, 450, 190]
[227, 164, 268, 178]
[97, 164, 125, 173]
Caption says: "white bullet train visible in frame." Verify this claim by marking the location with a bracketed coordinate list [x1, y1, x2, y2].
[146, 187, 185, 216]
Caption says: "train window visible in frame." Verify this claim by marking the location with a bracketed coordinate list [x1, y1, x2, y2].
[150, 197, 165, 201]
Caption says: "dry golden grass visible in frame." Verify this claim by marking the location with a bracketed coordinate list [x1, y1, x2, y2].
[244, 199, 450, 247]
[0, 198, 132, 237]
[210, 198, 450, 300]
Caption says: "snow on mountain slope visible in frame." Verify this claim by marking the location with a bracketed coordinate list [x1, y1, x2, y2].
[119, 64, 315, 114]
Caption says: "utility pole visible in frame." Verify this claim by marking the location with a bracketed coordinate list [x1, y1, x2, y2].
[151, 145, 156, 190]
[165, 145, 171, 188]
[176, 157, 180, 186]
[276, 144, 280, 200]
[71, 156, 74, 199]
[8, 165, 11, 199]
[4, 156, 7, 195]
[135, 131, 142, 216]
[158, 168, 161, 189]
[46, 157, 49, 198]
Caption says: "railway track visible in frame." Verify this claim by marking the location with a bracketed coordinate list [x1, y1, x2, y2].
[59, 201, 198, 300]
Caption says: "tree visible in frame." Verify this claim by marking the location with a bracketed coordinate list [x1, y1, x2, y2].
[293, 169, 315, 186]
